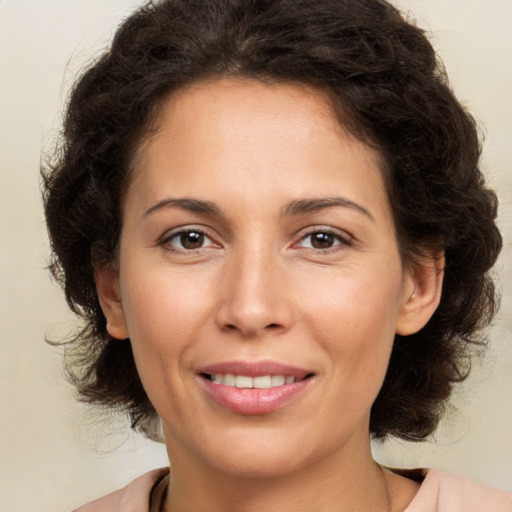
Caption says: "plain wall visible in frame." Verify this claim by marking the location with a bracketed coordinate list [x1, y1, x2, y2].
[0, 1, 511, 510]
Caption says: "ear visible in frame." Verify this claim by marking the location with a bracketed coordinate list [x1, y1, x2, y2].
[95, 264, 129, 340]
[396, 252, 444, 336]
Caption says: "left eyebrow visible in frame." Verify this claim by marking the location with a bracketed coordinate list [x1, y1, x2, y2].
[282, 197, 374, 221]
[143, 198, 223, 218]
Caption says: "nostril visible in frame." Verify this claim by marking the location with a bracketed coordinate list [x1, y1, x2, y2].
[266, 323, 280, 329]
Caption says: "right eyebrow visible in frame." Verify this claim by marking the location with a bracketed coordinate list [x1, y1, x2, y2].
[143, 197, 223, 218]
[282, 197, 374, 222]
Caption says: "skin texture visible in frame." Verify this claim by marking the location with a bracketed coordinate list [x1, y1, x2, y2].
[96, 79, 443, 511]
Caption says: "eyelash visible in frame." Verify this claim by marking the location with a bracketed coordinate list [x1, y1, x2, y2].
[158, 226, 352, 254]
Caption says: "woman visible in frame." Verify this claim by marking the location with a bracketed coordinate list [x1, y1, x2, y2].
[42, 0, 511, 510]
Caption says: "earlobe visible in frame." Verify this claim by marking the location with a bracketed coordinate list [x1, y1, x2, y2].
[95, 264, 129, 340]
[396, 252, 444, 336]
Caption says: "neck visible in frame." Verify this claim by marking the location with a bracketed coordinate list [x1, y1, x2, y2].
[161, 431, 401, 512]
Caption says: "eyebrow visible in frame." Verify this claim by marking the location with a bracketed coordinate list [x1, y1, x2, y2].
[144, 198, 223, 218]
[283, 197, 374, 221]
[143, 196, 374, 221]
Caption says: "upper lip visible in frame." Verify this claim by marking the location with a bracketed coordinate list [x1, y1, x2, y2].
[197, 360, 313, 379]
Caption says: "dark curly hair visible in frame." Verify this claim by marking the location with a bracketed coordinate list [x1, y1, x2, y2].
[42, 0, 502, 442]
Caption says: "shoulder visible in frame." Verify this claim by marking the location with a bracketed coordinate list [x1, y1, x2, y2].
[72, 467, 170, 512]
[405, 469, 512, 512]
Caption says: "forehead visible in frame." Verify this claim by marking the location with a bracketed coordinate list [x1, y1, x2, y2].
[137, 78, 350, 164]
[128, 78, 390, 221]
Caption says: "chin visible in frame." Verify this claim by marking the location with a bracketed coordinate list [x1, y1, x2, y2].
[211, 452, 305, 479]
[196, 425, 331, 479]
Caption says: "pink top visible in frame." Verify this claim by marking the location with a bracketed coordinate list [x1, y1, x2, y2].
[73, 467, 512, 511]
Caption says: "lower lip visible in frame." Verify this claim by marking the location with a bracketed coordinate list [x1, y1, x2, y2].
[200, 377, 313, 415]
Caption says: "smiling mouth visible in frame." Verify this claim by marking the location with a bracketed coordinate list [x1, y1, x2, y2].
[201, 373, 314, 389]
[199, 365, 315, 414]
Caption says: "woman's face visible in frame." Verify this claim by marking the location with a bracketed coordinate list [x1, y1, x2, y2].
[99, 78, 434, 477]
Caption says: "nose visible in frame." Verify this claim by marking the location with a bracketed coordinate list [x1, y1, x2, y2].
[215, 247, 293, 338]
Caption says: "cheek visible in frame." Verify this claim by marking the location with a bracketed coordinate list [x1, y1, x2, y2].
[121, 260, 209, 335]
[118, 262, 216, 391]
[117, 269, 218, 428]
[302, 265, 403, 391]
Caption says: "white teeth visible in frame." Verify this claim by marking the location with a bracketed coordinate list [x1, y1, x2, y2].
[271, 375, 285, 386]
[209, 374, 297, 388]
[253, 375, 272, 389]
[235, 375, 253, 388]
[223, 374, 236, 387]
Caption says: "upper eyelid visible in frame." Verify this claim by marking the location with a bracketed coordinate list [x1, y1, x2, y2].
[158, 219, 235, 243]
[160, 224, 213, 239]
[294, 225, 353, 242]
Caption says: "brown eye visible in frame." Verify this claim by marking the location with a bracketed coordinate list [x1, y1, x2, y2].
[180, 231, 205, 249]
[163, 229, 216, 251]
[310, 232, 335, 249]
[297, 230, 349, 251]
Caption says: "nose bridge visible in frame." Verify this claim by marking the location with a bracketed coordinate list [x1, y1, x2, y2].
[216, 241, 291, 337]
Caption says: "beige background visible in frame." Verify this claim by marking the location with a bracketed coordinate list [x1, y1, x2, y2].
[0, 1, 511, 510]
